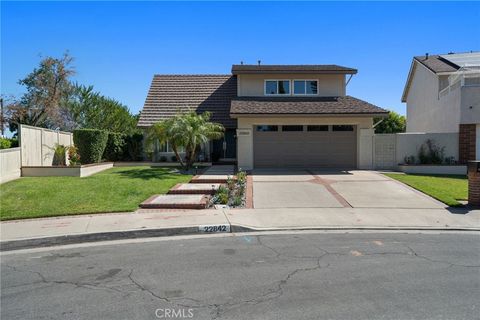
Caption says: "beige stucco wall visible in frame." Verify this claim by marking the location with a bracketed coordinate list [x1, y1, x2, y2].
[406, 63, 461, 133]
[236, 116, 374, 170]
[237, 74, 345, 97]
[460, 85, 480, 124]
[406, 62, 480, 133]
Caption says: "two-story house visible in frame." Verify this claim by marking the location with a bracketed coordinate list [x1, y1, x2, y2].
[402, 52, 480, 163]
[138, 64, 388, 170]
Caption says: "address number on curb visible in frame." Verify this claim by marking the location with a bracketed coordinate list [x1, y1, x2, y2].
[199, 224, 230, 233]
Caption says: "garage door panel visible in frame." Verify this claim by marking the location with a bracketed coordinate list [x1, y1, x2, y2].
[254, 128, 357, 168]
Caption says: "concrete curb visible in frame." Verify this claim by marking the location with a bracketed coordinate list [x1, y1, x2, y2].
[2, 224, 480, 252]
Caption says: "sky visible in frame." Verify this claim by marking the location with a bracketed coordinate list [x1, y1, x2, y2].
[1, 1, 479, 117]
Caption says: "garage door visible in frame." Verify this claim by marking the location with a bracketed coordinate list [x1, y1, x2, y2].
[253, 125, 357, 168]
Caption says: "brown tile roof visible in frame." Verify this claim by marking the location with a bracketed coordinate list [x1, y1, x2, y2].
[413, 55, 460, 74]
[138, 75, 237, 128]
[230, 96, 388, 116]
[231, 64, 357, 75]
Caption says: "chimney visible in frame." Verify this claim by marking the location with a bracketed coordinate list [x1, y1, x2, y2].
[425, 53, 429, 59]
[257, 60, 261, 66]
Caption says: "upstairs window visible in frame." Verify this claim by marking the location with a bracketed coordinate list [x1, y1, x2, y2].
[293, 80, 318, 95]
[265, 80, 290, 95]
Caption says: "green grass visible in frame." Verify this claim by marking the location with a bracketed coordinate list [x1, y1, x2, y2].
[0, 166, 192, 221]
[383, 173, 467, 207]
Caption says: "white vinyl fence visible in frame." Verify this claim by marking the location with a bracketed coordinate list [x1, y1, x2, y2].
[19, 124, 73, 166]
[0, 125, 74, 183]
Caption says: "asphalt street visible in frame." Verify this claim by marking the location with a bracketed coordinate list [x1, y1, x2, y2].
[1, 231, 479, 320]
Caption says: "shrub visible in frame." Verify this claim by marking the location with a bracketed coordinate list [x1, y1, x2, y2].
[160, 156, 167, 162]
[403, 155, 415, 165]
[67, 145, 81, 166]
[73, 129, 108, 164]
[52, 144, 67, 166]
[10, 138, 18, 148]
[232, 196, 243, 207]
[103, 132, 126, 161]
[123, 133, 144, 161]
[171, 155, 177, 162]
[0, 137, 12, 149]
[215, 186, 229, 205]
[418, 139, 444, 164]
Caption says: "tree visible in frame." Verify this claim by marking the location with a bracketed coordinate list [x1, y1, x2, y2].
[146, 112, 224, 170]
[68, 84, 138, 134]
[374, 111, 406, 134]
[10, 53, 76, 132]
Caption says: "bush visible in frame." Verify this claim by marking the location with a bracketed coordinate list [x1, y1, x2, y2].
[171, 155, 177, 162]
[160, 156, 167, 162]
[10, 138, 18, 148]
[52, 144, 67, 166]
[67, 145, 81, 166]
[73, 129, 108, 164]
[122, 133, 143, 161]
[0, 137, 12, 149]
[103, 132, 126, 161]
[418, 139, 444, 164]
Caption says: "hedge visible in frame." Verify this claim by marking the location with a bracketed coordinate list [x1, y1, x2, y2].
[73, 129, 108, 164]
[103, 132, 126, 161]
[123, 133, 144, 161]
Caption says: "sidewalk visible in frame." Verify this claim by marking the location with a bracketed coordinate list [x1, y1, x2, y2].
[1, 206, 479, 250]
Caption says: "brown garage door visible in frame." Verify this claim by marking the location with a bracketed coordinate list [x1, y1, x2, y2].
[253, 125, 357, 168]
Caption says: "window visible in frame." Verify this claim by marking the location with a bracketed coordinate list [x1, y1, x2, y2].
[307, 125, 329, 131]
[265, 80, 290, 95]
[293, 80, 318, 95]
[332, 125, 354, 131]
[159, 141, 184, 152]
[256, 125, 278, 132]
[282, 125, 303, 132]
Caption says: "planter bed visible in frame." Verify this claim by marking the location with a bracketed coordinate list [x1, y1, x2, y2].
[22, 162, 114, 178]
[114, 161, 212, 167]
[398, 164, 466, 175]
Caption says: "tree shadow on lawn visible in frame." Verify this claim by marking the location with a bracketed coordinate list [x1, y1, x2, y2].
[113, 167, 188, 180]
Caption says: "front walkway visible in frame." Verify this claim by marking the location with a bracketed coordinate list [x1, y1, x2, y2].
[251, 169, 445, 209]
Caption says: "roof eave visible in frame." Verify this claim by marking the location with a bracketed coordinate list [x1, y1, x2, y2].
[231, 70, 358, 75]
[230, 112, 388, 118]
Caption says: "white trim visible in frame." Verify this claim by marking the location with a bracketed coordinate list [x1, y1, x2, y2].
[292, 79, 319, 95]
[264, 79, 291, 96]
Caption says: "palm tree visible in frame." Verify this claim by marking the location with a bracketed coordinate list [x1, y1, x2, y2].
[146, 112, 224, 170]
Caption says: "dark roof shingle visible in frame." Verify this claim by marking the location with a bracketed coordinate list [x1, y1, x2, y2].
[230, 96, 388, 116]
[138, 75, 237, 128]
[231, 64, 357, 75]
[414, 55, 460, 73]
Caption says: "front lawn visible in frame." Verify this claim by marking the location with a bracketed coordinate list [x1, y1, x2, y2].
[0, 166, 192, 220]
[383, 173, 467, 207]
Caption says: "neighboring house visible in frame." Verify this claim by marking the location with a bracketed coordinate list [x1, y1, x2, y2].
[402, 52, 480, 163]
[138, 64, 388, 169]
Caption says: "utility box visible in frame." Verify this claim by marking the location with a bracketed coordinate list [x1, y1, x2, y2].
[468, 161, 480, 206]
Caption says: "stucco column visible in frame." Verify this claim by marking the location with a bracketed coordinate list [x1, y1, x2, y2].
[236, 127, 253, 170]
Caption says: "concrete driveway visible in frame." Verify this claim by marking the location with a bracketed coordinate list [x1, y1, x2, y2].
[252, 169, 445, 209]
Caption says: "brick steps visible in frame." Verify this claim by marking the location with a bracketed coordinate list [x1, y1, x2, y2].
[140, 194, 210, 209]
[168, 183, 222, 195]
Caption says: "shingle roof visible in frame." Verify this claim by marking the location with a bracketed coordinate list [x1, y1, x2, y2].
[138, 75, 237, 128]
[230, 96, 388, 116]
[413, 55, 460, 74]
[231, 64, 357, 75]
